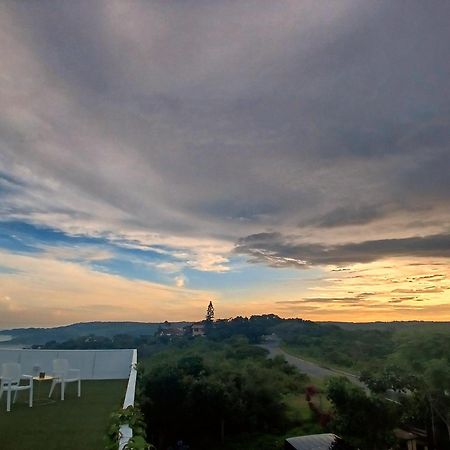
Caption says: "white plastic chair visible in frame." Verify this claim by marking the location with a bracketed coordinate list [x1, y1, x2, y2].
[48, 359, 81, 401]
[0, 363, 33, 412]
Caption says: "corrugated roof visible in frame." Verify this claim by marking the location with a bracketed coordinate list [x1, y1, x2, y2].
[285, 433, 349, 450]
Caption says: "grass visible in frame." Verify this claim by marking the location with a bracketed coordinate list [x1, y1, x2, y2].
[284, 393, 313, 422]
[0, 379, 127, 450]
[284, 392, 331, 422]
[280, 343, 360, 375]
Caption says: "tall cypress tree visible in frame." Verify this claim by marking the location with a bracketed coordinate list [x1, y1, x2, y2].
[205, 301, 215, 324]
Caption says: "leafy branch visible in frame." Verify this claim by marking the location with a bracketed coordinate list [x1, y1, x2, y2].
[105, 405, 155, 450]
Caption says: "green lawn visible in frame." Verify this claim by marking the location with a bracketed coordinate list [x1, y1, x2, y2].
[0, 379, 127, 450]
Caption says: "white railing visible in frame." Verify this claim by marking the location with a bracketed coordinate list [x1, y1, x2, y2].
[118, 349, 138, 450]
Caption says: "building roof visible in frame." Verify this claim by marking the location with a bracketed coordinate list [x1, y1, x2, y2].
[285, 433, 354, 450]
[394, 427, 427, 442]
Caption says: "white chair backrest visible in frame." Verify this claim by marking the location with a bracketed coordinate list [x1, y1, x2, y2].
[53, 358, 69, 375]
[1, 363, 21, 383]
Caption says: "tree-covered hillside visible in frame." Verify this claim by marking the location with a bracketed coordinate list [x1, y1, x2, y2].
[0, 321, 188, 345]
[138, 337, 317, 450]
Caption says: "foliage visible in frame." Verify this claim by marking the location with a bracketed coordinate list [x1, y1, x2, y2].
[205, 301, 215, 323]
[204, 301, 215, 335]
[327, 377, 400, 450]
[105, 405, 155, 450]
[208, 314, 283, 343]
[360, 331, 450, 448]
[276, 321, 394, 371]
[277, 321, 450, 449]
[35, 332, 172, 358]
[139, 337, 311, 449]
[124, 435, 155, 450]
[360, 364, 419, 393]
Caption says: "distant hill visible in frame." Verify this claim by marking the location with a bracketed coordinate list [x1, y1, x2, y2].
[2, 319, 448, 347]
[0, 321, 190, 345]
[320, 321, 450, 332]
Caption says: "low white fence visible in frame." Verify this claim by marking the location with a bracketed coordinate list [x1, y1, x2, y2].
[118, 348, 138, 450]
[0, 348, 134, 379]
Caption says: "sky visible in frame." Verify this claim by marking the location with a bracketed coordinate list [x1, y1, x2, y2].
[0, 1, 449, 328]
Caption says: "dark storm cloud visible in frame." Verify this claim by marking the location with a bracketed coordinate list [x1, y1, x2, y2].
[307, 205, 386, 228]
[277, 293, 377, 305]
[235, 233, 450, 268]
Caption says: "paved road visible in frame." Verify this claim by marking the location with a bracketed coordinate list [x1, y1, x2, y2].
[260, 340, 367, 389]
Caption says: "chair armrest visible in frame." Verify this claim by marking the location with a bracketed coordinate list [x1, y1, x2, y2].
[21, 374, 33, 386]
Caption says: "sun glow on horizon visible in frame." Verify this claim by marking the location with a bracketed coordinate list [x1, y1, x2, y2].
[1, 246, 448, 328]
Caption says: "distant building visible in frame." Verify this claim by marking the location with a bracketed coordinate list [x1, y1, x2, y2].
[394, 427, 428, 450]
[285, 433, 354, 450]
[184, 322, 205, 337]
[157, 322, 185, 337]
[158, 328, 185, 337]
[192, 323, 205, 336]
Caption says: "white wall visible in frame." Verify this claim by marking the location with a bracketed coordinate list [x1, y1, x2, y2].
[0, 349, 134, 379]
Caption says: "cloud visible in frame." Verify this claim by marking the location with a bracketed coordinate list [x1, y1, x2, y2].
[0, 1, 449, 323]
[251, 257, 450, 321]
[1, 1, 449, 253]
[392, 287, 444, 294]
[36, 244, 114, 263]
[236, 233, 450, 267]
[277, 297, 363, 305]
[0, 249, 213, 327]
[175, 274, 186, 288]
[307, 205, 387, 228]
[277, 292, 377, 306]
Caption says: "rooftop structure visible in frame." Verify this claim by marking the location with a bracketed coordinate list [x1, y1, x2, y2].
[285, 433, 355, 450]
[0, 348, 137, 450]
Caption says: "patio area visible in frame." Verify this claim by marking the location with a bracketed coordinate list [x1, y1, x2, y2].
[0, 379, 127, 450]
[0, 349, 137, 450]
